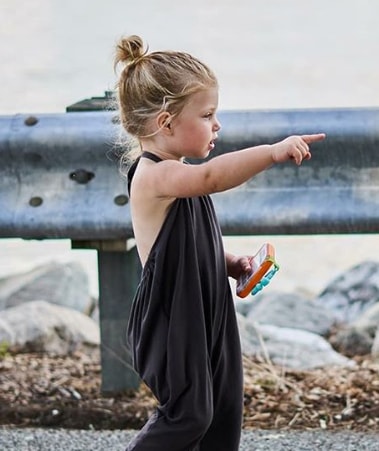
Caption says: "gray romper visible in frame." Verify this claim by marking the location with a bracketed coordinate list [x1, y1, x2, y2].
[126, 152, 243, 451]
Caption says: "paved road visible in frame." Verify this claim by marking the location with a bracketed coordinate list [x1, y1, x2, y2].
[1, 428, 379, 451]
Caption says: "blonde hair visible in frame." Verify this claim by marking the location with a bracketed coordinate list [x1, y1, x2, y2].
[113, 35, 218, 163]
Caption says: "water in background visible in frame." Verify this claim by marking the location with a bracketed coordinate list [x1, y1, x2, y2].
[1, 0, 378, 297]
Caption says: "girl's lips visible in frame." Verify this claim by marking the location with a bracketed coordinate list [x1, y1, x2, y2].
[208, 135, 217, 151]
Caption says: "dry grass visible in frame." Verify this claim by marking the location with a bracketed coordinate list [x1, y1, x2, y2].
[0, 349, 378, 431]
[243, 354, 379, 431]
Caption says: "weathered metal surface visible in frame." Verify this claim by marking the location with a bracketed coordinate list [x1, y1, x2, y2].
[209, 108, 379, 235]
[1, 108, 378, 240]
[0, 111, 131, 240]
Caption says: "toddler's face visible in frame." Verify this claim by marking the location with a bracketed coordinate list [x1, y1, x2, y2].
[171, 87, 221, 159]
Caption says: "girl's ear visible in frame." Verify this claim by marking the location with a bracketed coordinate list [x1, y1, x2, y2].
[156, 111, 173, 134]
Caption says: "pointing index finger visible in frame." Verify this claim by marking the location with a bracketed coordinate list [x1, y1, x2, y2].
[301, 133, 326, 144]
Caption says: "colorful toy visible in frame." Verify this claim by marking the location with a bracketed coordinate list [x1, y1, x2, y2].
[236, 242, 279, 298]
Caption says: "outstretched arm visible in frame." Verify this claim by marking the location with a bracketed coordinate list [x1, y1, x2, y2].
[204, 133, 326, 193]
[144, 134, 326, 199]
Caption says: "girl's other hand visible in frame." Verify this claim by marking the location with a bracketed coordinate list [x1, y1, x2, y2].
[226, 253, 251, 280]
[271, 133, 326, 166]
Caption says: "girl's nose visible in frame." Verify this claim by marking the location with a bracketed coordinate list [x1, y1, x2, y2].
[214, 116, 221, 131]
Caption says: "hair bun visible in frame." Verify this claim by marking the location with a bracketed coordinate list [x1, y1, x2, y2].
[114, 35, 146, 67]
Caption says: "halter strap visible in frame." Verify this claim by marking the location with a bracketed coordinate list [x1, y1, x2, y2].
[141, 151, 162, 163]
[127, 151, 162, 196]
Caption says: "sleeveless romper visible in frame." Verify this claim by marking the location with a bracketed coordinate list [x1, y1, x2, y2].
[126, 152, 243, 451]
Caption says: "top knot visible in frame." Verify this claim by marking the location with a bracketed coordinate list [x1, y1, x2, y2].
[114, 35, 147, 68]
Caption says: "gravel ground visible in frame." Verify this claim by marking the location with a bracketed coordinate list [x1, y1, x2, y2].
[1, 428, 379, 451]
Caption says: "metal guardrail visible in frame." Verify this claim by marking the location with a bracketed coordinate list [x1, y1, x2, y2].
[1, 99, 378, 392]
[0, 111, 131, 240]
[211, 107, 379, 235]
[1, 107, 379, 239]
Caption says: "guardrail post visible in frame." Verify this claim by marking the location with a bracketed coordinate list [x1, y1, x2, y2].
[97, 243, 140, 392]
[72, 240, 140, 393]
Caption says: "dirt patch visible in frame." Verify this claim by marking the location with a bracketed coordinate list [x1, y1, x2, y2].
[0, 349, 378, 432]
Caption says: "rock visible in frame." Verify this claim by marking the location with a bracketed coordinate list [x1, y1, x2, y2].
[329, 326, 374, 357]
[372, 326, 379, 357]
[0, 261, 93, 314]
[353, 302, 379, 330]
[237, 313, 261, 355]
[235, 298, 255, 317]
[329, 301, 379, 357]
[0, 317, 14, 343]
[237, 313, 354, 370]
[316, 261, 379, 324]
[0, 300, 100, 354]
[246, 292, 336, 336]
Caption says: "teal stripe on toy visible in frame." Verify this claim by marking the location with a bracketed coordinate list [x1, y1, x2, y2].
[251, 264, 280, 296]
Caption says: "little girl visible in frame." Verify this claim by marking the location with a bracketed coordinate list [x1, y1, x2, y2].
[114, 35, 325, 451]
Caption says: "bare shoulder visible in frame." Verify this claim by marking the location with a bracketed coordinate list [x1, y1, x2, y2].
[129, 160, 176, 265]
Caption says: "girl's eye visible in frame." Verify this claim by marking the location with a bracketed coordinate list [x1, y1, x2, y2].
[204, 113, 213, 119]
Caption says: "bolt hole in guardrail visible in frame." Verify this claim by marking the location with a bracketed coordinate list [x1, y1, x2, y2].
[29, 196, 43, 207]
[24, 116, 39, 126]
[69, 169, 95, 184]
[114, 194, 128, 206]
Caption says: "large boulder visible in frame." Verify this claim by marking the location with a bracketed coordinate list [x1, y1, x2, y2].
[237, 313, 353, 370]
[0, 261, 93, 314]
[315, 261, 379, 324]
[246, 292, 336, 336]
[0, 300, 100, 354]
[330, 302, 379, 356]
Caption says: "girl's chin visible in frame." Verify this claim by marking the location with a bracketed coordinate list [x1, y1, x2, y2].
[187, 147, 212, 159]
